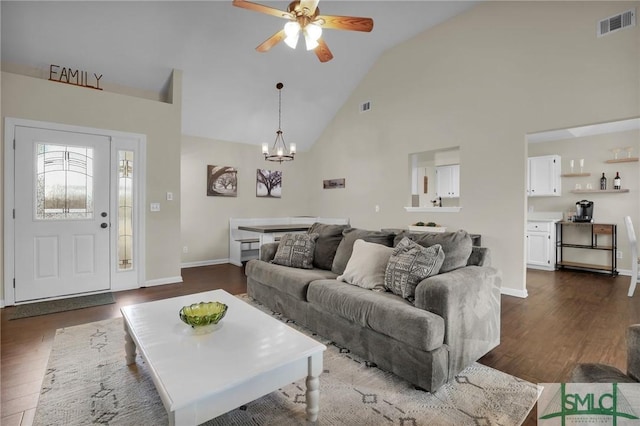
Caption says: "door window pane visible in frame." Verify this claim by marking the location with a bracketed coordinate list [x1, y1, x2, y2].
[118, 151, 134, 270]
[36, 143, 93, 220]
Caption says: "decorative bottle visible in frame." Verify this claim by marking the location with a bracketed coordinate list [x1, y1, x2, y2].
[600, 173, 607, 190]
[614, 172, 621, 190]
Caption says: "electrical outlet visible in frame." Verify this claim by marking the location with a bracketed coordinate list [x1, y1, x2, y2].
[167, 192, 173, 201]
[183, 246, 188, 254]
[617, 250, 623, 259]
[375, 205, 380, 213]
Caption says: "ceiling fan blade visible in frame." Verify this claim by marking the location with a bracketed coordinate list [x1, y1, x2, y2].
[316, 15, 374, 32]
[256, 29, 286, 52]
[299, 0, 319, 16]
[233, 0, 294, 19]
[314, 37, 333, 63]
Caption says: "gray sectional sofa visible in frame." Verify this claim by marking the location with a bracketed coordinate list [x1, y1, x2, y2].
[245, 224, 501, 392]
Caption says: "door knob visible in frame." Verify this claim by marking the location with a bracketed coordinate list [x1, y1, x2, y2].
[101, 212, 108, 217]
[101, 223, 108, 229]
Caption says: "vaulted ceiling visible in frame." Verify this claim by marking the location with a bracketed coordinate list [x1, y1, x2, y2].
[1, 1, 477, 151]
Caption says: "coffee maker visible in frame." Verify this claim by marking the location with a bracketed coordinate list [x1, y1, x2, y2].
[574, 200, 594, 222]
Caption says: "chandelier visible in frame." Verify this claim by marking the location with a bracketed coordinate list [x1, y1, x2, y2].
[262, 82, 296, 163]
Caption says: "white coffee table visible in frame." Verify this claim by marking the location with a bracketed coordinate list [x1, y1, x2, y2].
[120, 289, 326, 425]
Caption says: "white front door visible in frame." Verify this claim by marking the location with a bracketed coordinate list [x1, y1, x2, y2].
[14, 126, 111, 302]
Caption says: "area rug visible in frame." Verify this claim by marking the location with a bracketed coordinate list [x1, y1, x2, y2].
[10, 292, 115, 320]
[33, 296, 539, 425]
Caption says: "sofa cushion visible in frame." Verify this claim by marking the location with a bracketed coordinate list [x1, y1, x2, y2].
[332, 229, 395, 275]
[385, 238, 445, 301]
[308, 223, 350, 270]
[337, 239, 394, 291]
[272, 233, 319, 269]
[307, 280, 445, 352]
[394, 230, 472, 273]
[246, 260, 338, 301]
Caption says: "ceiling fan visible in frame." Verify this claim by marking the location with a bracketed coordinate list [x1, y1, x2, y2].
[232, 0, 374, 63]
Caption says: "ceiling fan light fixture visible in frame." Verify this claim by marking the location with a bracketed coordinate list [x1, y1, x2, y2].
[284, 21, 300, 48]
[304, 35, 319, 50]
[306, 23, 322, 41]
[284, 33, 299, 49]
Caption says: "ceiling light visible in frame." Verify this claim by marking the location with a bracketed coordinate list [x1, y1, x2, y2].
[284, 21, 300, 48]
[263, 82, 295, 163]
[304, 23, 322, 50]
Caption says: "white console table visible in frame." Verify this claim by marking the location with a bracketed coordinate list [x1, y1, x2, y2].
[229, 217, 349, 266]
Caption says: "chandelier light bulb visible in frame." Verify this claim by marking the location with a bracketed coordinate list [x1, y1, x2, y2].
[262, 143, 269, 155]
[289, 143, 296, 154]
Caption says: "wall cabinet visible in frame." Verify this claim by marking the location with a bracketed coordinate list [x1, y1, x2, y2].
[436, 164, 460, 198]
[526, 221, 555, 270]
[528, 155, 561, 197]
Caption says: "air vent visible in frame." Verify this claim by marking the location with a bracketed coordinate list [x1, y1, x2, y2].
[360, 101, 371, 113]
[598, 9, 635, 37]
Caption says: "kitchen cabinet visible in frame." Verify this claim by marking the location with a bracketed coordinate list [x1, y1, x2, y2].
[527, 221, 555, 270]
[436, 164, 460, 198]
[528, 155, 561, 197]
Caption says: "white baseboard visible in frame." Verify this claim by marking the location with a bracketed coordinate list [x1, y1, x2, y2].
[501, 287, 528, 298]
[0, 299, 4, 308]
[181, 259, 230, 269]
[144, 276, 183, 287]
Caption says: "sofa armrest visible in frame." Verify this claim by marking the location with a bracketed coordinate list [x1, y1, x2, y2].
[260, 242, 280, 262]
[414, 265, 501, 379]
[467, 246, 491, 266]
[627, 324, 640, 381]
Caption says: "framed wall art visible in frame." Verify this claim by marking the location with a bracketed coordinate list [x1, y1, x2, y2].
[256, 169, 282, 198]
[207, 165, 237, 197]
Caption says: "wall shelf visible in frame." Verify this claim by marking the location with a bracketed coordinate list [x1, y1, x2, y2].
[605, 157, 638, 163]
[404, 206, 462, 213]
[570, 189, 629, 194]
[562, 173, 591, 177]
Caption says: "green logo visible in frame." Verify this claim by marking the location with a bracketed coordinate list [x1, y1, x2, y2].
[539, 383, 639, 425]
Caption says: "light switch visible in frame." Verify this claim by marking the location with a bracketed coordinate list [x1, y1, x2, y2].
[150, 203, 161, 212]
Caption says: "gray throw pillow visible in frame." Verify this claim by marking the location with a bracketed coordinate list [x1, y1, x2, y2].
[394, 229, 471, 273]
[308, 223, 350, 270]
[331, 228, 395, 275]
[385, 237, 445, 302]
[272, 233, 319, 269]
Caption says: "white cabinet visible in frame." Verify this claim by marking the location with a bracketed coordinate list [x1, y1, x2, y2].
[526, 221, 555, 270]
[436, 164, 460, 198]
[528, 155, 561, 197]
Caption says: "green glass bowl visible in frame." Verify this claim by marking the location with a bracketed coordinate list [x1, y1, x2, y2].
[179, 301, 228, 328]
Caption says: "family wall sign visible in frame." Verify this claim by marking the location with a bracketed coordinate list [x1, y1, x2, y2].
[48, 64, 103, 91]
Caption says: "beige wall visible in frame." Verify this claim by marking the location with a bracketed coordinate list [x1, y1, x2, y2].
[180, 135, 313, 263]
[303, 1, 640, 295]
[529, 130, 640, 270]
[1, 70, 183, 301]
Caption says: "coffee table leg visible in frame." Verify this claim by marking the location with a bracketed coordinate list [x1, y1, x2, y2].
[306, 352, 323, 422]
[123, 322, 136, 365]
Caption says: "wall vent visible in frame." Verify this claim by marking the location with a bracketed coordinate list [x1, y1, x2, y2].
[598, 9, 635, 37]
[360, 101, 371, 113]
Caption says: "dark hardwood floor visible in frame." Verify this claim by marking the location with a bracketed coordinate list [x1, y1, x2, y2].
[1, 265, 638, 425]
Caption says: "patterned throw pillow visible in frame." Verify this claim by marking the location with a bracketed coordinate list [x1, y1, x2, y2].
[272, 233, 319, 269]
[384, 237, 445, 301]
